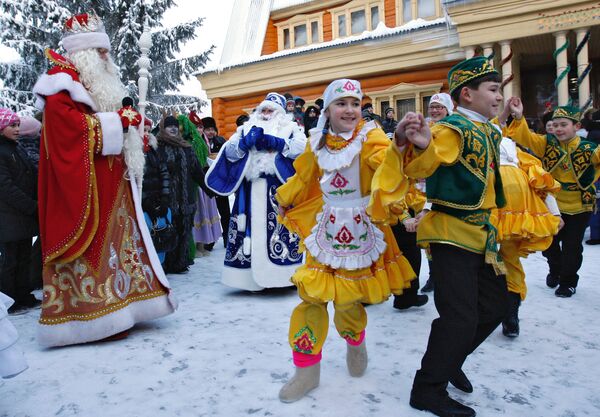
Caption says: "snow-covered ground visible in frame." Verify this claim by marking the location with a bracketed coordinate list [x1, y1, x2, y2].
[2, 231, 599, 417]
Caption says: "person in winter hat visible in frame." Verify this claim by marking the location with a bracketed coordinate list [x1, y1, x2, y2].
[205, 92, 306, 291]
[0, 108, 40, 314]
[275, 79, 415, 403]
[31, 13, 176, 347]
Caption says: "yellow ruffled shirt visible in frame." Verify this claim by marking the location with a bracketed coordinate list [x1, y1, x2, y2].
[404, 123, 499, 254]
[507, 118, 600, 214]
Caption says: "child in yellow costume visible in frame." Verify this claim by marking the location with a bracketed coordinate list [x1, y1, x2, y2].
[494, 113, 562, 336]
[275, 79, 415, 403]
[506, 99, 600, 298]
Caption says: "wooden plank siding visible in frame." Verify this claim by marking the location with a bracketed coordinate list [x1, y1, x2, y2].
[213, 63, 453, 138]
[261, 18, 278, 55]
[384, 0, 396, 27]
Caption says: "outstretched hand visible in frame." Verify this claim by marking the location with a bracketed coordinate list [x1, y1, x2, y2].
[400, 112, 431, 149]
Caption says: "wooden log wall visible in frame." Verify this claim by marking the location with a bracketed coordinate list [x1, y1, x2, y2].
[213, 64, 453, 139]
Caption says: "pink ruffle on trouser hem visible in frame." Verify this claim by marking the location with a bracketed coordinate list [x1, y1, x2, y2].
[292, 330, 365, 367]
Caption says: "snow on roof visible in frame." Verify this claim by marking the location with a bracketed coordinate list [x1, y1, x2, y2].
[200, 17, 449, 75]
[271, 0, 314, 11]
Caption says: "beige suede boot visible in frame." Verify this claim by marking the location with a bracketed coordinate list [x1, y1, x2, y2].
[346, 341, 368, 377]
[278, 363, 320, 403]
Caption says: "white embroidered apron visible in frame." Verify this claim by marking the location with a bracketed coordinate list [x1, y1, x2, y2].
[304, 151, 386, 270]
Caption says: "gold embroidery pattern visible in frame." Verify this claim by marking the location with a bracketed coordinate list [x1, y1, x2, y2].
[449, 60, 496, 93]
[40, 186, 164, 325]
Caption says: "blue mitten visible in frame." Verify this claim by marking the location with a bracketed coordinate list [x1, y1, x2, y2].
[239, 126, 263, 152]
[264, 134, 286, 152]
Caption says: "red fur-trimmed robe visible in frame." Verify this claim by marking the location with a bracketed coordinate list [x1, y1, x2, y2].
[32, 50, 176, 347]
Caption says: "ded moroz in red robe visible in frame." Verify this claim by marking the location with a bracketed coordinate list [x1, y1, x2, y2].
[32, 49, 176, 347]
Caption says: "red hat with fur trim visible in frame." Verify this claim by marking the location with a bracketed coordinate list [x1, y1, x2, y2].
[62, 13, 111, 53]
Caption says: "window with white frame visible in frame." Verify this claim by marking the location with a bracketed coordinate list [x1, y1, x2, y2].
[397, 0, 441, 25]
[368, 82, 443, 120]
[331, 0, 385, 39]
[276, 13, 324, 50]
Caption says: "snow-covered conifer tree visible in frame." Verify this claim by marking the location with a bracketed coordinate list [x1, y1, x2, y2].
[0, 0, 213, 117]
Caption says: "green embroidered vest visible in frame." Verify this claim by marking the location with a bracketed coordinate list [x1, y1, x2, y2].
[542, 136, 598, 206]
[426, 113, 505, 210]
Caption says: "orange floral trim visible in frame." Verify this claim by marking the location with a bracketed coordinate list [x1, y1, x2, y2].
[325, 119, 365, 151]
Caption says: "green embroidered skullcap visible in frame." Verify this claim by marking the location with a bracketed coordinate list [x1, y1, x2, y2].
[552, 106, 581, 122]
[448, 56, 499, 95]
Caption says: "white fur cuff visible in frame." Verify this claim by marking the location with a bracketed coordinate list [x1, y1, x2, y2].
[96, 112, 124, 155]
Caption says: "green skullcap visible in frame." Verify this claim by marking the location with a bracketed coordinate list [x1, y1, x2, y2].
[448, 56, 499, 95]
[552, 106, 581, 122]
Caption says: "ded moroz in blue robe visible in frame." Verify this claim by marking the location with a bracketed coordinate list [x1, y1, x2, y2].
[205, 117, 306, 290]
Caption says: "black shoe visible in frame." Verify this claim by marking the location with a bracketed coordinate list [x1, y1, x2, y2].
[421, 278, 434, 293]
[449, 369, 473, 393]
[7, 304, 28, 315]
[502, 314, 520, 337]
[410, 393, 476, 417]
[203, 242, 215, 251]
[546, 274, 560, 289]
[393, 294, 429, 310]
[585, 239, 600, 245]
[502, 291, 520, 338]
[555, 285, 576, 298]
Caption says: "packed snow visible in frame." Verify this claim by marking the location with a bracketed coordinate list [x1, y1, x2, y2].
[1, 231, 599, 417]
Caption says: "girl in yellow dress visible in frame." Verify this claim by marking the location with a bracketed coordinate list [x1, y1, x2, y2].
[495, 133, 562, 337]
[276, 79, 415, 403]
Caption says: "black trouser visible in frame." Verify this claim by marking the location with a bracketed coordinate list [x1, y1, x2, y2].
[412, 243, 508, 397]
[215, 196, 231, 243]
[0, 239, 34, 304]
[391, 222, 421, 299]
[542, 212, 591, 288]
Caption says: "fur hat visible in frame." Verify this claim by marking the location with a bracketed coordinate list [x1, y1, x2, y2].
[236, 114, 250, 127]
[61, 13, 111, 53]
[257, 92, 287, 114]
[429, 93, 454, 115]
[0, 108, 19, 132]
[163, 116, 179, 128]
[201, 117, 217, 131]
[18, 115, 42, 137]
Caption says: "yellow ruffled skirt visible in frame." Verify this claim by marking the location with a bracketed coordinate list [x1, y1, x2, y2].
[291, 225, 415, 305]
[496, 165, 560, 256]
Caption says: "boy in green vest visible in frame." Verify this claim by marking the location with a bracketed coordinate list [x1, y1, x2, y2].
[395, 56, 508, 417]
[505, 99, 600, 297]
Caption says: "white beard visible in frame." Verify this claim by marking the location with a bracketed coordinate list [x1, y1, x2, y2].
[67, 49, 126, 112]
[245, 107, 293, 136]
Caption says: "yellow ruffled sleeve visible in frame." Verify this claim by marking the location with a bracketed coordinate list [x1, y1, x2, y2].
[364, 128, 409, 224]
[404, 124, 461, 179]
[517, 148, 561, 195]
[276, 142, 323, 239]
[506, 118, 547, 158]
[276, 141, 320, 208]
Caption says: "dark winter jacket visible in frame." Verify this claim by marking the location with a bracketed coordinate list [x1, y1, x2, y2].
[382, 118, 398, 136]
[18, 135, 40, 169]
[142, 147, 171, 220]
[209, 136, 226, 154]
[0, 136, 38, 242]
